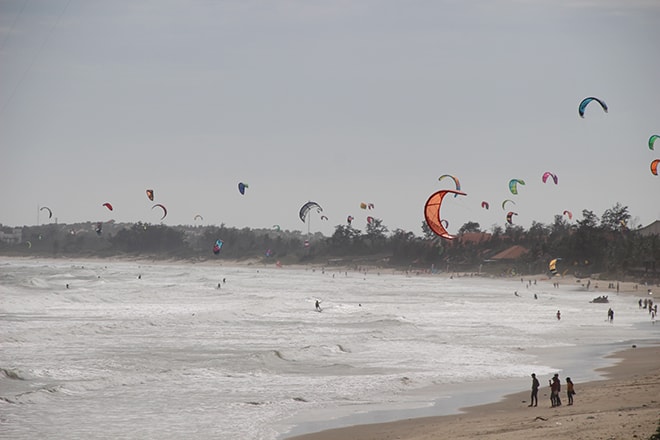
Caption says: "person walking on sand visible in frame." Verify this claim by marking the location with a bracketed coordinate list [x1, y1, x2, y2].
[529, 373, 540, 407]
[566, 377, 576, 405]
[556, 310, 561, 321]
[315, 300, 322, 312]
[608, 308, 614, 323]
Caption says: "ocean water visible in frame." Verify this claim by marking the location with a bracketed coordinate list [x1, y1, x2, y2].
[1, 258, 657, 440]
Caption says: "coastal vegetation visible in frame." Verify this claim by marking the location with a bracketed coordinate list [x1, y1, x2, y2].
[1, 203, 658, 283]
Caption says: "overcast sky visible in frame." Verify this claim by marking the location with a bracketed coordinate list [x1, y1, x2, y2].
[2, 0, 659, 237]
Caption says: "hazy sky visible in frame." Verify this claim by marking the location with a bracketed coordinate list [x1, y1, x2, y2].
[2, 0, 659, 237]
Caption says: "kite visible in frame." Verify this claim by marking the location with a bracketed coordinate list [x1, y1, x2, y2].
[542, 172, 558, 185]
[502, 199, 516, 210]
[423, 189, 467, 240]
[439, 174, 461, 197]
[366, 216, 374, 224]
[651, 159, 660, 176]
[299, 201, 323, 222]
[506, 211, 518, 225]
[360, 202, 374, 210]
[26, 241, 32, 249]
[40, 206, 53, 219]
[347, 215, 354, 225]
[146, 189, 154, 201]
[194, 214, 204, 221]
[509, 179, 525, 195]
[481, 201, 489, 210]
[213, 239, 224, 255]
[102, 202, 113, 211]
[650, 135, 659, 150]
[578, 97, 608, 118]
[563, 210, 573, 220]
[320, 215, 328, 221]
[152, 203, 167, 220]
[272, 224, 281, 231]
[548, 258, 561, 276]
[238, 182, 249, 195]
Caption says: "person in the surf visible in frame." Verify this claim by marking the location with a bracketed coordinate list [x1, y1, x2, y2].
[315, 300, 322, 312]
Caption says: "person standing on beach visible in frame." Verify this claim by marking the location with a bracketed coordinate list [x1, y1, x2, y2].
[608, 308, 614, 323]
[566, 377, 575, 405]
[549, 374, 561, 407]
[549, 378, 557, 407]
[556, 310, 561, 320]
[315, 300, 322, 312]
[553, 374, 562, 406]
[529, 373, 540, 407]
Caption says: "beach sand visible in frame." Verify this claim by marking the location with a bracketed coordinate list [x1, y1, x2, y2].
[286, 345, 660, 440]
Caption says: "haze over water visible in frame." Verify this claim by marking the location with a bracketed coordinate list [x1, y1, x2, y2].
[1, 258, 657, 439]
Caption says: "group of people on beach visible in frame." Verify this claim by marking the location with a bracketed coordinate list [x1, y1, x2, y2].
[529, 373, 575, 408]
[639, 296, 657, 323]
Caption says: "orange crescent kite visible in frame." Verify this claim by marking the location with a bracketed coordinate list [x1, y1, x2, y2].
[424, 189, 467, 240]
[651, 159, 660, 176]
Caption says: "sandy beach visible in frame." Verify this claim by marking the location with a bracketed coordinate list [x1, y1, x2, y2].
[286, 345, 660, 440]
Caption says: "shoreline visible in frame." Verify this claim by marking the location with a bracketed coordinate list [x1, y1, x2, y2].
[1, 255, 655, 295]
[284, 344, 660, 440]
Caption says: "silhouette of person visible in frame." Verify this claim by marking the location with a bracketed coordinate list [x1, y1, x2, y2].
[566, 377, 575, 405]
[529, 373, 540, 407]
[551, 373, 562, 407]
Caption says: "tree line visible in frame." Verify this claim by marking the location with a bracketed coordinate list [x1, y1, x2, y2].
[1, 203, 658, 282]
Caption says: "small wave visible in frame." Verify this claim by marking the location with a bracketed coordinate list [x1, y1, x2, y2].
[0, 368, 26, 381]
[25, 278, 49, 289]
[15, 384, 62, 401]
